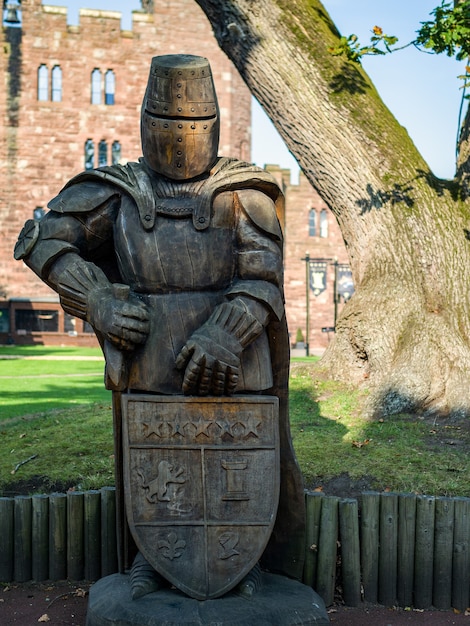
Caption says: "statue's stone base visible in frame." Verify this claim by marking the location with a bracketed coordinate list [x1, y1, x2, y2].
[86, 572, 329, 625]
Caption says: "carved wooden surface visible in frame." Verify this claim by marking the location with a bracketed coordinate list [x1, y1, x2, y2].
[122, 395, 280, 600]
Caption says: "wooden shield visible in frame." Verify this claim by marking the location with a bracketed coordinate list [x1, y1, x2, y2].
[122, 395, 280, 600]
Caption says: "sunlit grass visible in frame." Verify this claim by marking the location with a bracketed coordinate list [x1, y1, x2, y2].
[0, 350, 108, 420]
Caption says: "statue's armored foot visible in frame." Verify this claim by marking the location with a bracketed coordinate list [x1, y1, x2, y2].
[237, 563, 263, 598]
[130, 552, 166, 600]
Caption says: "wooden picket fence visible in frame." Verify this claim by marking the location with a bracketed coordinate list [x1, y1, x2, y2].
[1, 488, 469, 611]
[304, 491, 470, 610]
[0, 487, 118, 584]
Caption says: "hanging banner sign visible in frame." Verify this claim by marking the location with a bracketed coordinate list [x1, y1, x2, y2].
[337, 264, 354, 301]
[308, 261, 327, 296]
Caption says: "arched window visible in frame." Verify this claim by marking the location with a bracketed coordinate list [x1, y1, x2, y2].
[91, 68, 102, 105]
[51, 65, 62, 102]
[308, 209, 316, 237]
[37, 64, 48, 101]
[84, 139, 94, 170]
[320, 209, 328, 238]
[104, 70, 115, 105]
[112, 140, 121, 165]
[98, 140, 108, 167]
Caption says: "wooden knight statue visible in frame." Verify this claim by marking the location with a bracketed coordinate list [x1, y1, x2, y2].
[14, 54, 306, 601]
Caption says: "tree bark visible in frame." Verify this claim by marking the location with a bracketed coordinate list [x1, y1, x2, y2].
[195, 0, 470, 418]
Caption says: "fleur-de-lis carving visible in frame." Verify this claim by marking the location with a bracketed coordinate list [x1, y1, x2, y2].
[157, 531, 186, 560]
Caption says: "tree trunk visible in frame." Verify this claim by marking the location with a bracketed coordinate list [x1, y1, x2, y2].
[195, 0, 470, 418]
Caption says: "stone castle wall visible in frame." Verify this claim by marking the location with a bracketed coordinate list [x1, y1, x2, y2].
[267, 166, 349, 351]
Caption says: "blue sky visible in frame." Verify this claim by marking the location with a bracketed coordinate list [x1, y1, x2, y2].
[41, 0, 465, 179]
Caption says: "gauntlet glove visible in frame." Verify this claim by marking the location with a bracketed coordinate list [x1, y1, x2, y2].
[175, 299, 266, 395]
[54, 257, 149, 351]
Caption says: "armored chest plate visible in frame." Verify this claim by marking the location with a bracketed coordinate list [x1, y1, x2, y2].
[122, 395, 280, 600]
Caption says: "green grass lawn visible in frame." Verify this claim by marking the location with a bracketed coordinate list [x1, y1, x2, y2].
[0, 346, 113, 493]
[0, 347, 109, 419]
[289, 360, 469, 497]
[0, 347, 468, 497]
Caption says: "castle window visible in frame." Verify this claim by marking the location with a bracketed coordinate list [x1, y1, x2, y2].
[112, 140, 121, 164]
[15, 309, 59, 333]
[98, 140, 108, 167]
[105, 70, 115, 105]
[308, 209, 316, 237]
[85, 139, 94, 170]
[51, 65, 62, 102]
[37, 64, 48, 101]
[320, 209, 328, 238]
[91, 68, 102, 104]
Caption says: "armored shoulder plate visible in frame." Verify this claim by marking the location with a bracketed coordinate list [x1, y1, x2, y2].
[47, 180, 120, 214]
[236, 189, 283, 242]
[14, 219, 40, 260]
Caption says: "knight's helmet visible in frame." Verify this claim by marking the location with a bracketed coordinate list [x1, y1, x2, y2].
[141, 54, 220, 180]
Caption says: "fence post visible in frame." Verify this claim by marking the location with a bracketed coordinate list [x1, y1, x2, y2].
[316, 495, 339, 606]
[303, 491, 324, 588]
[67, 491, 84, 580]
[339, 498, 361, 606]
[433, 497, 454, 610]
[32, 494, 49, 582]
[0, 497, 14, 582]
[101, 487, 118, 577]
[360, 492, 380, 603]
[414, 495, 435, 609]
[49, 493, 67, 580]
[452, 497, 470, 611]
[84, 490, 101, 581]
[14, 495, 32, 582]
[397, 493, 416, 607]
[378, 492, 398, 606]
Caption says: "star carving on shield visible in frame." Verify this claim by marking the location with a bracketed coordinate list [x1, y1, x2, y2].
[243, 415, 262, 439]
[216, 419, 234, 439]
[142, 417, 162, 438]
[193, 416, 214, 438]
[169, 420, 187, 438]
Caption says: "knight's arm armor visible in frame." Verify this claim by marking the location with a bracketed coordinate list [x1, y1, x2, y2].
[14, 183, 149, 350]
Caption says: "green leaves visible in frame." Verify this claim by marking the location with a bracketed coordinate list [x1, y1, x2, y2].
[328, 27, 399, 64]
[416, 0, 470, 60]
[327, 2, 470, 97]
[329, 1, 470, 64]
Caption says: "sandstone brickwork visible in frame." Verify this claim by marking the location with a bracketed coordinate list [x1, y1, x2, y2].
[267, 166, 349, 352]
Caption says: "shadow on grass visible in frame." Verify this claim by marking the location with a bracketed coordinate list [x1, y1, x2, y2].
[289, 385, 349, 447]
[0, 377, 111, 421]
